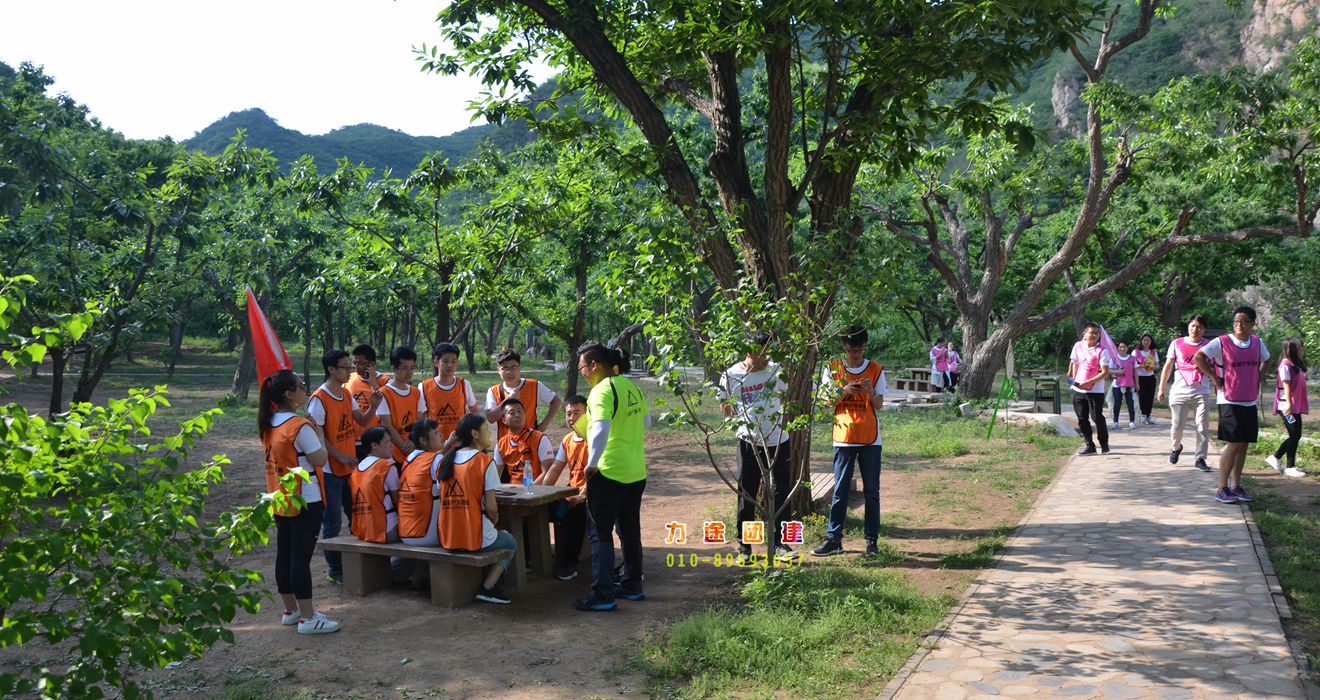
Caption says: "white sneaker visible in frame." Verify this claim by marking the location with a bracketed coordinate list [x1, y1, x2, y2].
[280, 610, 299, 626]
[1110, 422, 1120, 430]
[1128, 421, 1136, 430]
[1283, 466, 1307, 478]
[296, 612, 340, 635]
[1265, 455, 1282, 473]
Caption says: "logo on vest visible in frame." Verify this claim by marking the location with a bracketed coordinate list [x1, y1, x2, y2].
[440, 479, 469, 508]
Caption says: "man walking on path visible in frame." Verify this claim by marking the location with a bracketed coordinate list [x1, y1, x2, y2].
[1194, 306, 1269, 504]
[1067, 322, 1113, 456]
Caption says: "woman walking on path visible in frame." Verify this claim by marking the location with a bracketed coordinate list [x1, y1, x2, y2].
[1267, 338, 1309, 478]
[1134, 334, 1160, 424]
[1110, 341, 1138, 429]
[1158, 316, 1213, 473]
[574, 342, 649, 612]
[259, 369, 340, 635]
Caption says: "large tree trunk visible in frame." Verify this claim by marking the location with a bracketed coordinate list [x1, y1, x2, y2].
[782, 348, 821, 518]
[231, 333, 256, 400]
[166, 320, 185, 380]
[48, 346, 66, 415]
[957, 315, 1007, 399]
[461, 326, 478, 375]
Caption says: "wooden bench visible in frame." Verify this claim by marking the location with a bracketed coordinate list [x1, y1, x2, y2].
[318, 536, 511, 608]
[894, 378, 933, 393]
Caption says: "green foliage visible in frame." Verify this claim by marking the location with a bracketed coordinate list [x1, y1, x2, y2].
[0, 275, 273, 699]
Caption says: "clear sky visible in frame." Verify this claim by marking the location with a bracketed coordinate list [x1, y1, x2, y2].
[0, 0, 552, 141]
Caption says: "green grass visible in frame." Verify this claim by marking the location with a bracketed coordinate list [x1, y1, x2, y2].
[638, 564, 953, 699]
[1242, 438, 1320, 679]
[938, 526, 1013, 569]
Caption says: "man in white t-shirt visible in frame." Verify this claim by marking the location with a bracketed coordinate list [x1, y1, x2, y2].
[718, 332, 794, 563]
[1194, 307, 1270, 504]
[483, 349, 562, 439]
[1068, 322, 1113, 455]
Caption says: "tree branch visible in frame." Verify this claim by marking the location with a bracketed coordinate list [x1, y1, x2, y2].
[1023, 207, 1309, 334]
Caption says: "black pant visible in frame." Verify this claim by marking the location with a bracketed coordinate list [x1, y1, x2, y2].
[275, 502, 324, 600]
[1072, 392, 1109, 449]
[1111, 386, 1135, 423]
[1275, 413, 1303, 467]
[1137, 375, 1156, 417]
[553, 501, 588, 570]
[586, 473, 645, 600]
[736, 439, 792, 547]
[949, 372, 959, 389]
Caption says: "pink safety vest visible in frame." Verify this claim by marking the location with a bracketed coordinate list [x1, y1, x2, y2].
[931, 346, 949, 372]
[948, 351, 960, 373]
[1219, 334, 1262, 403]
[1275, 358, 1310, 415]
[1072, 342, 1104, 385]
[1171, 337, 1206, 387]
[1112, 354, 1137, 388]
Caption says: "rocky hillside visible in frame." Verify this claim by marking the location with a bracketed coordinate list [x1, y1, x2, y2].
[1024, 0, 1319, 133]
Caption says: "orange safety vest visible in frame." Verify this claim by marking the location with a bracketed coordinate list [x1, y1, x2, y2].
[397, 450, 438, 539]
[262, 417, 325, 517]
[497, 428, 547, 483]
[437, 451, 491, 551]
[311, 386, 359, 477]
[344, 371, 390, 435]
[422, 377, 469, 440]
[350, 457, 395, 543]
[830, 359, 884, 445]
[382, 384, 421, 464]
[492, 378, 543, 441]
[561, 434, 589, 490]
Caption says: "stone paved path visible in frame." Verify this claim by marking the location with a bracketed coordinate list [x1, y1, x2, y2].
[885, 426, 1306, 699]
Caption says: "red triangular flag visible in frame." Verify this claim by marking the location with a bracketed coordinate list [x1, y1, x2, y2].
[246, 285, 292, 386]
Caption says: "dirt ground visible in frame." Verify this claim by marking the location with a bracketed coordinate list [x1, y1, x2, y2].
[0, 353, 1068, 699]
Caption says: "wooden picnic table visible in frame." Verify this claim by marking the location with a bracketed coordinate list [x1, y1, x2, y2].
[907, 367, 932, 381]
[494, 484, 577, 589]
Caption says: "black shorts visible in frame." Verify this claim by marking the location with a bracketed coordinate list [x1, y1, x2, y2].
[1217, 403, 1259, 443]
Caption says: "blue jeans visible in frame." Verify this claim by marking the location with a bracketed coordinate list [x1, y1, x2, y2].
[321, 472, 352, 578]
[477, 530, 518, 571]
[827, 445, 882, 542]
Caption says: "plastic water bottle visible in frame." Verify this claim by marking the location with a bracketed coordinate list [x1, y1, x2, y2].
[523, 460, 535, 494]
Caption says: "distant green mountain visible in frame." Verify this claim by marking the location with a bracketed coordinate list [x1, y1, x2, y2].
[184, 107, 533, 175]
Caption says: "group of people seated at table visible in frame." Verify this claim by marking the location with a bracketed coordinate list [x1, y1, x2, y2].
[262, 343, 595, 624]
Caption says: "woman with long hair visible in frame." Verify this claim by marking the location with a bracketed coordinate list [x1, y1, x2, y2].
[259, 369, 339, 634]
[573, 342, 649, 612]
[1267, 338, 1309, 478]
[435, 413, 517, 604]
[1134, 333, 1160, 424]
